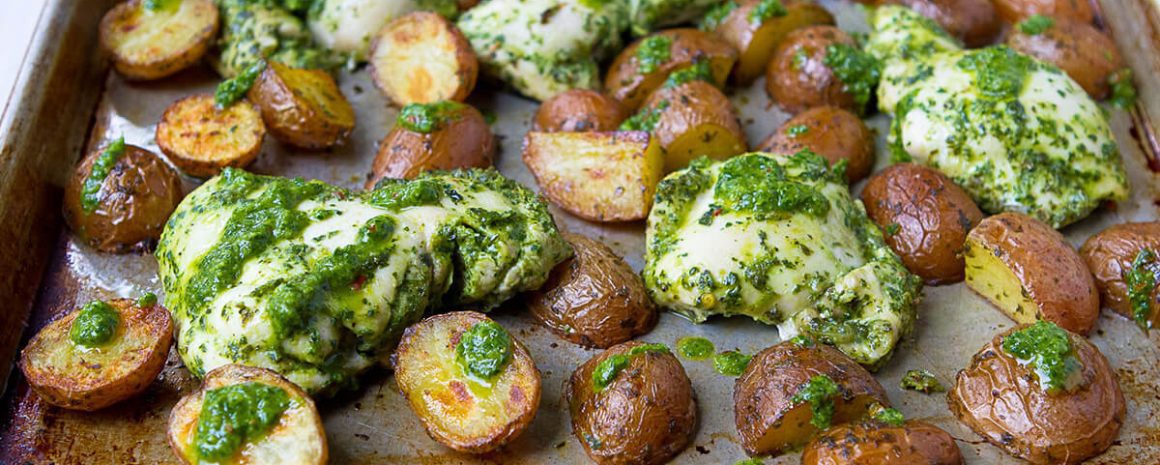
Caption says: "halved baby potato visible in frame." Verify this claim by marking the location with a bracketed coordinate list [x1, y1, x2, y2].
[522, 131, 665, 222]
[964, 212, 1100, 334]
[991, 0, 1094, 24]
[1079, 221, 1160, 329]
[605, 29, 738, 110]
[368, 101, 495, 186]
[392, 311, 541, 454]
[533, 89, 627, 132]
[802, 418, 965, 465]
[168, 364, 327, 465]
[1006, 18, 1126, 100]
[370, 12, 478, 105]
[757, 105, 874, 182]
[248, 61, 356, 150]
[639, 80, 747, 172]
[19, 298, 172, 411]
[707, 0, 835, 84]
[99, 0, 219, 80]
[156, 94, 266, 178]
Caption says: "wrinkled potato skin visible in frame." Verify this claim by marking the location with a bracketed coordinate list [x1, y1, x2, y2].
[248, 62, 356, 150]
[1079, 222, 1160, 328]
[734, 342, 891, 456]
[714, 0, 835, 84]
[527, 233, 657, 348]
[63, 144, 184, 253]
[802, 420, 964, 465]
[757, 106, 874, 182]
[642, 80, 747, 172]
[948, 325, 1125, 465]
[766, 26, 859, 115]
[605, 29, 738, 110]
[1006, 19, 1124, 100]
[861, 163, 983, 285]
[883, 0, 1000, 47]
[368, 105, 495, 186]
[991, 0, 1094, 24]
[566, 341, 696, 465]
[533, 90, 627, 132]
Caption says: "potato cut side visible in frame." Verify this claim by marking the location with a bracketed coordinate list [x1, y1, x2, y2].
[964, 237, 1040, 324]
[605, 29, 738, 110]
[156, 94, 266, 178]
[168, 365, 327, 465]
[748, 393, 884, 455]
[371, 12, 478, 105]
[719, 0, 835, 84]
[249, 62, 356, 150]
[522, 131, 665, 222]
[99, 0, 219, 80]
[664, 123, 747, 172]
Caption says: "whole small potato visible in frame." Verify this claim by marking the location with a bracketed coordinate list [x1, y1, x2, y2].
[566, 341, 696, 465]
[1079, 221, 1160, 329]
[991, 0, 1094, 24]
[1006, 18, 1125, 100]
[765, 26, 870, 115]
[605, 29, 738, 110]
[533, 89, 627, 132]
[861, 163, 983, 284]
[368, 101, 495, 187]
[883, 0, 1000, 47]
[802, 419, 965, 465]
[63, 141, 184, 253]
[757, 106, 874, 182]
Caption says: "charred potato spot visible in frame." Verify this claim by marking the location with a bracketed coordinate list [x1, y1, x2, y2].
[156, 94, 266, 178]
[19, 298, 172, 411]
[99, 0, 220, 80]
[710, 0, 835, 85]
[533, 90, 627, 132]
[991, 0, 1094, 24]
[757, 106, 874, 182]
[1079, 221, 1160, 329]
[527, 233, 657, 348]
[605, 28, 738, 110]
[641, 80, 747, 172]
[565, 341, 696, 465]
[884, 0, 999, 47]
[861, 163, 983, 284]
[802, 420, 965, 465]
[1006, 19, 1125, 100]
[248, 61, 355, 150]
[765, 25, 863, 115]
[370, 12, 478, 105]
[368, 103, 495, 186]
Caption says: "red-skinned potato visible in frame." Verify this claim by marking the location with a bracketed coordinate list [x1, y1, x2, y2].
[1006, 18, 1126, 100]
[991, 0, 1094, 24]
[707, 0, 835, 84]
[605, 29, 738, 110]
[533, 89, 627, 132]
[802, 419, 965, 465]
[368, 102, 495, 186]
[640, 79, 747, 172]
[1079, 221, 1160, 329]
[883, 0, 1000, 47]
[765, 26, 863, 115]
[757, 106, 874, 182]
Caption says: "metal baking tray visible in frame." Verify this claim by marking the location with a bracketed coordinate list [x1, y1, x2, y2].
[1, 0, 1159, 463]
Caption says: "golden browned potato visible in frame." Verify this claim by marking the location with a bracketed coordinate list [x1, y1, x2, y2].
[168, 364, 327, 465]
[19, 297, 172, 411]
[734, 339, 891, 456]
[367, 101, 494, 186]
[527, 233, 657, 348]
[392, 311, 540, 454]
[861, 163, 984, 285]
[1006, 18, 1125, 100]
[522, 131, 664, 222]
[156, 94, 266, 178]
[533, 89, 627, 132]
[964, 212, 1100, 334]
[248, 61, 355, 150]
[991, 0, 1094, 24]
[605, 29, 738, 110]
[1079, 221, 1160, 330]
[99, 0, 219, 80]
[370, 12, 478, 105]
[802, 419, 965, 465]
[707, 0, 835, 84]
[62, 140, 183, 253]
[883, 0, 1000, 47]
[948, 322, 1125, 465]
[565, 341, 696, 465]
[765, 25, 875, 115]
[757, 106, 874, 182]
[636, 79, 747, 172]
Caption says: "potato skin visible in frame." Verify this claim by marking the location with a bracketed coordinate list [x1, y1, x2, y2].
[20, 298, 172, 411]
[533, 90, 627, 132]
[63, 144, 184, 253]
[605, 29, 738, 110]
[1079, 222, 1160, 328]
[757, 106, 874, 182]
[713, 0, 835, 84]
[883, 0, 999, 47]
[368, 104, 494, 186]
[765, 26, 860, 115]
[861, 163, 983, 285]
[642, 80, 747, 172]
[370, 12, 478, 105]
[156, 94, 266, 178]
[565, 341, 696, 465]
[991, 0, 1094, 24]
[527, 233, 657, 348]
[1006, 19, 1125, 100]
[948, 325, 1125, 465]
[99, 0, 220, 80]
[248, 61, 356, 150]
[802, 420, 964, 465]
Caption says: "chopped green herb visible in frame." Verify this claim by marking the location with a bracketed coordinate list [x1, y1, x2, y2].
[619, 100, 669, 132]
[789, 335, 814, 347]
[136, 292, 158, 308]
[1001, 321, 1084, 393]
[80, 137, 126, 214]
[1109, 68, 1137, 109]
[735, 459, 765, 465]
[397, 101, 467, 133]
[143, 0, 179, 12]
[1017, 15, 1055, 35]
[664, 60, 715, 89]
[956, 46, 1032, 100]
[823, 43, 881, 112]
[636, 36, 673, 74]
[899, 369, 944, 393]
[748, 0, 787, 24]
[194, 382, 291, 461]
[701, 1, 738, 31]
[791, 374, 840, 429]
[869, 403, 905, 426]
[792, 49, 809, 70]
[591, 343, 670, 391]
[1124, 248, 1158, 330]
[677, 336, 715, 360]
[884, 223, 900, 236]
[456, 320, 512, 380]
[70, 300, 121, 348]
[786, 124, 809, 138]
[712, 350, 751, 377]
[215, 60, 266, 109]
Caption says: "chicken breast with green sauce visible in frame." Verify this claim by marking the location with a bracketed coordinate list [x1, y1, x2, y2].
[643, 152, 922, 368]
[869, 5, 1128, 228]
[156, 169, 571, 393]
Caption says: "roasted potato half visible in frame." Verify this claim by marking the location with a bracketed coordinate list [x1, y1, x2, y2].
[861, 163, 984, 284]
[63, 140, 184, 253]
[1079, 221, 1160, 329]
[370, 12, 478, 105]
[565, 341, 696, 465]
[368, 101, 495, 186]
[707, 0, 835, 84]
[156, 94, 266, 178]
[527, 233, 658, 348]
[766, 25, 878, 115]
[19, 298, 172, 411]
[392, 312, 541, 453]
[248, 61, 356, 150]
[734, 340, 891, 456]
[605, 29, 738, 110]
[964, 212, 1100, 334]
[638, 80, 747, 172]
[168, 364, 327, 465]
[99, 0, 219, 80]
[948, 323, 1125, 465]
[1006, 18, 1125, 100]
[757, 106, 874, 182]
[533, 89, 628, 132]
[883, 0, 999, 47]
[991, 0, 1094, 24]
[802, 419, 965, 465]
[522, 131, 664, 222]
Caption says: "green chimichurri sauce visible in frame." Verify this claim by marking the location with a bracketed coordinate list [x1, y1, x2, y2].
[136, 292, 158, 308]
[215, 60, 266, 109]
[734, 459, 764, 465]
[143, 0, 179, 13]
[870, 403, 904, 426]
[663, 60, 714, 89]
[70, 300, 121, 348]
[748, 0, 787, 25]
[956, 46, 1032, 100]
[397, 101, 467, 134]
[789, 335, 815, 347]
[786, 124, 809, 138]
[712, 350, 751, 376]
[619, 100, 669, 132]
[1001, 321, 1084, 393]
[823, 43, 881, 112]
[700, 1, 738, 31]
[1109, 68, 1138, 110]
[636, 36, 672, 74]
[1124, 248, 1158, 330]
[899, 369, 944, 393]
[1017, 14, 1054, 35]
[194, 382, 291, 461]
[676, 336, 715, 360]
[81, 137, 126, 214]
[591, 343, 669, 391]
[791, 374, 839, 429]
[712, 152, 830, 220]
[456, 320, 512, 380]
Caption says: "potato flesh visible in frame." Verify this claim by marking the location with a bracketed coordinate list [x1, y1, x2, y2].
[156, 95, 264, 176]
[102, 0, 217, 78]
[276, 66, 356, 130]
[664, 123, 746, 172]
[373, 13, 472, 105]
[964, 238, 1041, 325]
[751, 394, 882, 455]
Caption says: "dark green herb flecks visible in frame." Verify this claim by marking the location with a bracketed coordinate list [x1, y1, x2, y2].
[1001, 321, 1084, 393]
[592, 343, 669, 391]
[81, 137, 126, 214]
[900, 369, 944, 393]
[883, 223, 900, 236]
[956, 46, 1033, 100]
[748, 0, 787, 25]
[823, 43, 881, 112]
[791, 374, 840, 429]
[870, 403, 905, 426]
[397, 101, 467, 133]
[70, 300, 121, 348]
[734, 459, 765, 465]
[143, 0, 179, 12]
[712, 151, 831, 221]
[456, 320, 512, 380]
[1109, 68, 1137, 109]
[712, 350, 751, 376]
[664, 60, 715, 88]
[1124, 248, 1158, 330]
[620, 100, 669, 132]
[215, 60, 266, 109]
[786, 124, 809, 138]
[700, 1, 738, 31]
[636, 36, 672, 74]
[194, 382, 291, 461]
[789, 335, 814, 347]
[677, 336, 715, 360]
[136, 292, 158, 308]
[1017, 15, 1054, 35]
